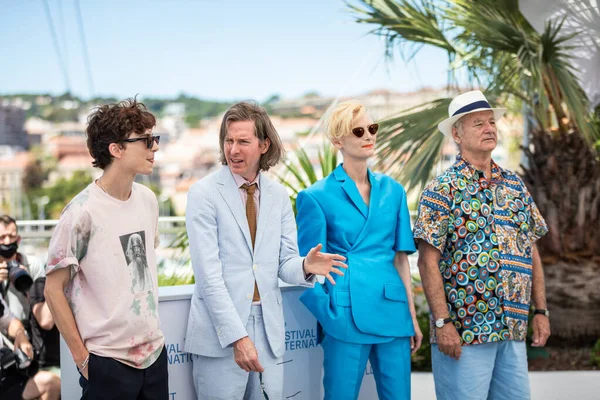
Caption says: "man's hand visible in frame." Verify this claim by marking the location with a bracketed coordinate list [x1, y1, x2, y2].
[437, 323, 462, 360]
[531, 314, 551, 347]
[0, 261, 8, 282]
[411, 317, 424, 355]
[303, 244, 347, 285]
[80, 366, 89, 380]
[75, 352, 90, 380]
[14, 330, 33, 359]
[233, 336, 264, 373]
[0, 261, 27, 283]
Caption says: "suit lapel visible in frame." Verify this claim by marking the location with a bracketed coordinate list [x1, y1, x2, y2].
[254, 174, 274, 252]
[216, 167, 253, 253]
[335, 165, 369, 219]
[352, 169, 380, 248]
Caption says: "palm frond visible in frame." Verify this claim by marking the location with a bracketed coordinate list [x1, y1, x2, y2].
[539, 18, 600, 142]
[318, 142, 338, 175]
[376, 98, 450, 192]
[348, 0, 456, 60]
[349, 0, 599, 193]
[275, 142, 339, 214]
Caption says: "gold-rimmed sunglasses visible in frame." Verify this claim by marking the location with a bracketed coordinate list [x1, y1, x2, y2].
[351, 124, 379, 138]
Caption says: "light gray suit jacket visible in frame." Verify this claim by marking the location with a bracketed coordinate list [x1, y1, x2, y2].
[184, 166, 314, 358]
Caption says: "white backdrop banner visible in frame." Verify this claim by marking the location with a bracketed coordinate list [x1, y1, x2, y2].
[60, 284, 378, 399]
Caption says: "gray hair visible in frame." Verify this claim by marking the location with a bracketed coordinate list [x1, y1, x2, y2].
[452, 118, 464, 136]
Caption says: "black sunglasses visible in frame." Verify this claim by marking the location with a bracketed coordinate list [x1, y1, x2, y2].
[122, 135, 160, 149]
[351, 124, 379, 138]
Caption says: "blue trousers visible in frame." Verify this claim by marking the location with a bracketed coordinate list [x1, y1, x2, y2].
[432, 340, 530, 400]
[322, 334, 411, 400]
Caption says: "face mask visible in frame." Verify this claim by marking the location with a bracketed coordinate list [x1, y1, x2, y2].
[0, 241, 18, 258]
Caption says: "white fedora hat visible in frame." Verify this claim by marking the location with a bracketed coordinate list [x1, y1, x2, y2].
[438, 90, 506, 136]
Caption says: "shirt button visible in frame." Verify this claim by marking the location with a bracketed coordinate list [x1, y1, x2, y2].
[247, 294, 252, 300]
[253, 264, 258, 270]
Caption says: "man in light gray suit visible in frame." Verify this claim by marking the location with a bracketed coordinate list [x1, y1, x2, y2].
[185, 101, 347, 400]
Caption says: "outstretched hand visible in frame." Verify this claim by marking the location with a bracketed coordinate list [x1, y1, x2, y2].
[303, 244, 347, 285]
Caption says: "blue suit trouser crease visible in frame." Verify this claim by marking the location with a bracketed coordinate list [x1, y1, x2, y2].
[322, 333, 411, 400]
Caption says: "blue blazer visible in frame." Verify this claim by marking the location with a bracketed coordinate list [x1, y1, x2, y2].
[297, 164, 416, 344]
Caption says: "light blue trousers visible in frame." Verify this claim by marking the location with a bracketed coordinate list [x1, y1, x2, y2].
[432, 340, 530, 400]
[322, 334, 411, 400]
[192, 305, 283, 400]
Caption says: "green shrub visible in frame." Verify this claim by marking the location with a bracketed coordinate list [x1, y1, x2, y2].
[411, 274, 432, 371]
[158, 272, 194, 287]
[411, 308, 432, 371]
[591, 338, 600, 367]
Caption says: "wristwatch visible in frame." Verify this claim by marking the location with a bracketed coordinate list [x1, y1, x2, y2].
[533, 309, 550, 318]
[435, 317, 453, 328]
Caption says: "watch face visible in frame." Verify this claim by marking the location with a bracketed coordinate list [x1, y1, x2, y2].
[435, 319, 444, 328]
[535, 309, 550, 317]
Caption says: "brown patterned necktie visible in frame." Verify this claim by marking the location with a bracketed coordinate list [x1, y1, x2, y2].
[242, 183, 260, 301]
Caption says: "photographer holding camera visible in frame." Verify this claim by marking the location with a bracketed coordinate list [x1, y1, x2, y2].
[1, 294, 60, 399]
[0, 216, 60, 399]
[0, 216, 45, 325]
[0, 216, 59, 373]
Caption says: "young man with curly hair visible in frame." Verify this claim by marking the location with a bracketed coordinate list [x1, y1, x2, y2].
[44, 98, 167, 399]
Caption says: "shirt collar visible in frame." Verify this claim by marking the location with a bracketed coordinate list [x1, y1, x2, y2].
[232, 172, 261, 190]
[454, 153, 505, 181]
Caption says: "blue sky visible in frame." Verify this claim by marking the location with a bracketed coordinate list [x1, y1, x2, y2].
[0, 0, 449, 102]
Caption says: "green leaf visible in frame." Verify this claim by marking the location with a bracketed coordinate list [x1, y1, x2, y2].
[275, 142, 338, 214]
[376, 99, 450, 193]
[347, 0, 599, 194]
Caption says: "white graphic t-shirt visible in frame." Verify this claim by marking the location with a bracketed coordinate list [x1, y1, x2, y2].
[46, 182, 164, 368]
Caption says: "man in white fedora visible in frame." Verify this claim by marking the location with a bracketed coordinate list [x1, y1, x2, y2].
[413, 90, 551, 399]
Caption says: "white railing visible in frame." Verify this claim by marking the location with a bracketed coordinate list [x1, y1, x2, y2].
[16, 213, 420, 275]
[16, 212, 418, 239]
[17, 216, 187, 239]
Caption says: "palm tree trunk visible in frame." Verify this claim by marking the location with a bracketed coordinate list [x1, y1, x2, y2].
[521, 129, 600, 258]
[521, 128, 600, 340]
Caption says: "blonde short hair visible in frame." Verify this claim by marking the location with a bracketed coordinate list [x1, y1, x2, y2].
[325, 100, 366, 142]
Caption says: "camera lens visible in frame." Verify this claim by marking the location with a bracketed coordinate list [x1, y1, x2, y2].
[7, 261, 33, 292]
[12, 272, 33, 292]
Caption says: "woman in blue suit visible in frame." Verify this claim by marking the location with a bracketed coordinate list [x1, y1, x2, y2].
[297, 100, 422, 400]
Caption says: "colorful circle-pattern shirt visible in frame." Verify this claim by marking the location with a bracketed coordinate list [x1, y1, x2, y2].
[414, 154, 548, 345]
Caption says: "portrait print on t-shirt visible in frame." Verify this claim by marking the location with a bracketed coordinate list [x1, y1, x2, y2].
[120, 231, 153, 293]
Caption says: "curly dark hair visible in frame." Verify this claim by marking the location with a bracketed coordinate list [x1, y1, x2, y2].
[86, 97, 156, 169]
